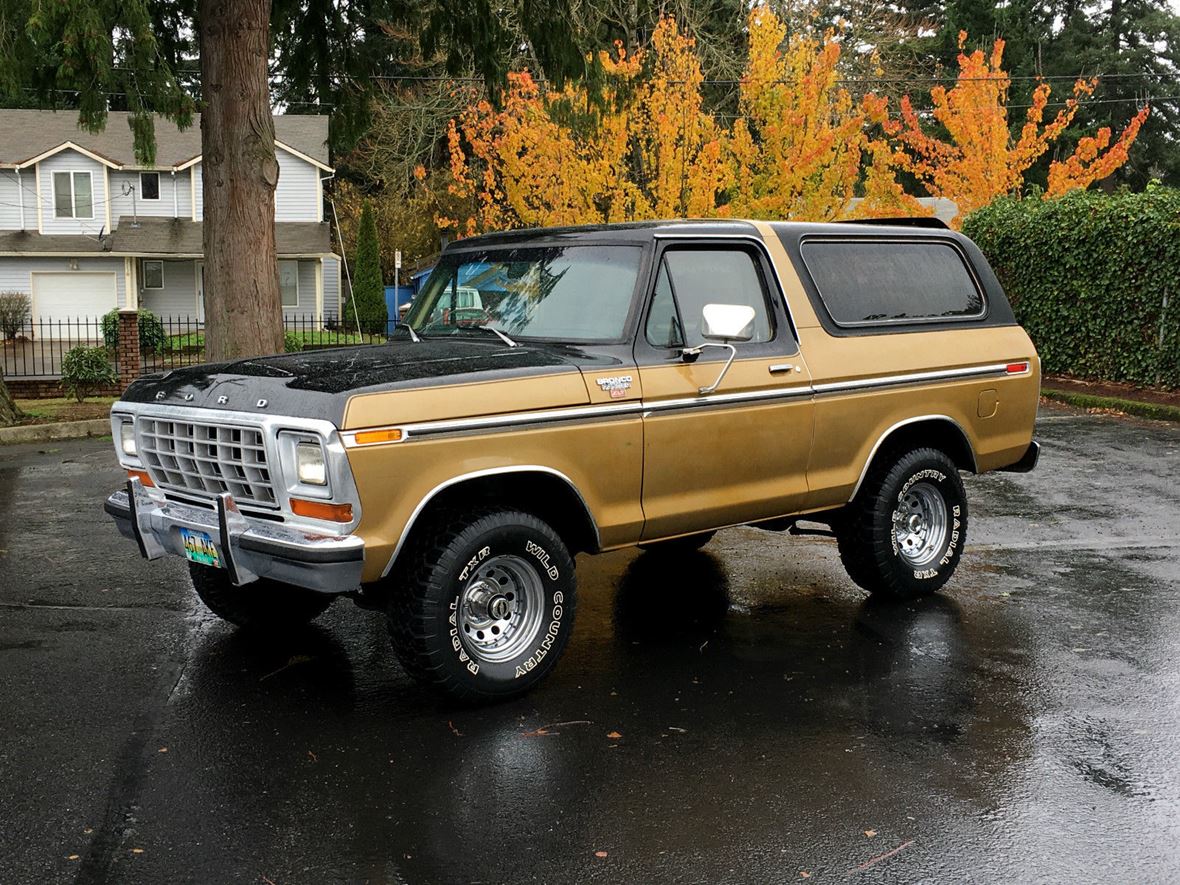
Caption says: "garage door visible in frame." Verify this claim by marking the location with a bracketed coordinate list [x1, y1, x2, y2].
[32, 272, 118, 339]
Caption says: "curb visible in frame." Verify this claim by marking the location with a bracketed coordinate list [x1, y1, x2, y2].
[1041, 388, 1180, 424]
[0, 418, 111, 446]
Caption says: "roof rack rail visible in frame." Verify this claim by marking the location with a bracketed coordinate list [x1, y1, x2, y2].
[836, 217, 950, 230]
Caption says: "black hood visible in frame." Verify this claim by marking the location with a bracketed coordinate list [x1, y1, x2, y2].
[120, 339, 591, 424]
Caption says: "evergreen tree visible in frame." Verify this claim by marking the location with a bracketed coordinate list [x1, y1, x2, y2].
[352, 201, 387, 336]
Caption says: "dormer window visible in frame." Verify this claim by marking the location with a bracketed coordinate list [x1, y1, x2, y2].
[140, 171, 160, 201]
[53, 171, 93, 219]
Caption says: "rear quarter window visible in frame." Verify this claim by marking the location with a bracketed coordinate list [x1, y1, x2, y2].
[801, 239, 985, 327]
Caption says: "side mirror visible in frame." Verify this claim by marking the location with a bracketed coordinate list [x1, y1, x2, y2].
[701, 303, 756, 342]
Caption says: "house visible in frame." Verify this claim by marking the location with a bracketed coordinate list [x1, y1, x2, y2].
[0, 110, 342, 337]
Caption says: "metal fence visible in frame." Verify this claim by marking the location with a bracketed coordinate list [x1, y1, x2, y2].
[1, 314, 381, 380]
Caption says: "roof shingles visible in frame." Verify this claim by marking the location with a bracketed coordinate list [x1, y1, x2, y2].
[0, 218, 332, 256]
[0, 111, 329, 168]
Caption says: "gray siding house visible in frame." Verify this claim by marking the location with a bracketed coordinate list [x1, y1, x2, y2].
[0, 110, 342, 336]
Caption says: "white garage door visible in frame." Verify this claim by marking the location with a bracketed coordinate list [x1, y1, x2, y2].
[32, 272, 118, 339]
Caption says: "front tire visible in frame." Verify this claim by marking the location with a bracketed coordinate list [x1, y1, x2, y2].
[835, 448, 968, 599]
[188, 563, 334, 628]
[387, 510, 577, 703]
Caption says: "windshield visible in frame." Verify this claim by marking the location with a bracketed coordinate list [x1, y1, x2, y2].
[404, 245, 643, 343]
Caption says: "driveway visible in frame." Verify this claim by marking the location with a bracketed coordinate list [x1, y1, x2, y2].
[1, 403, 1178, 883]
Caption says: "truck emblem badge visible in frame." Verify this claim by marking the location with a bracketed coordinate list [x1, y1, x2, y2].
[155, 391, 166, 400]
[217, 395, 229, 405]
[256, 399, 268, 409]
[183, 393, 194, 402]
[596, 375, 633, 399]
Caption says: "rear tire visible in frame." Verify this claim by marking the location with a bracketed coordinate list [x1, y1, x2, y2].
[638, 531, 716, 554]
[387, 509, 577, 703]
[835, 448, 968, 599]
[188, 563, 334, 628]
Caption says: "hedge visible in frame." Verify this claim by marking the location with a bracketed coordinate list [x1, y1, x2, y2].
[963, 187, 1180, 389]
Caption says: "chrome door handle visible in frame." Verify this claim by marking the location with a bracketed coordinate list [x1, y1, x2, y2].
[769, 363, 801, 374]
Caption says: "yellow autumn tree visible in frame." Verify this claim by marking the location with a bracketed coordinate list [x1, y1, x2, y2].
[1045, 106, 1150, 196]
[441, 10, 924, 234]
[894, 32, 1149, 224]
[726, 7, 924, 221]
[444, 20, 730, 234]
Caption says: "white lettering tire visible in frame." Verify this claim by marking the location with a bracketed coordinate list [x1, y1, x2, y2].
[387, 509, 577, 703]
[835, 448, 968, 599]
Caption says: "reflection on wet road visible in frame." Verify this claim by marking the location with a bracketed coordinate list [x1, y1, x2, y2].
[2, 402, 1179, 882]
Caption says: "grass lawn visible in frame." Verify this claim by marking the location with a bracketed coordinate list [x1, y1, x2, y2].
[16, 396, 117, 423]
[166, 330, 383, 351]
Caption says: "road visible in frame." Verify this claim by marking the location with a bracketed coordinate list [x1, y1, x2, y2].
[2, 402, 1179, 884]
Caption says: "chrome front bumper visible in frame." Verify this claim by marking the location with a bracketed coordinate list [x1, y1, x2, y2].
[104, 478, 364, 593]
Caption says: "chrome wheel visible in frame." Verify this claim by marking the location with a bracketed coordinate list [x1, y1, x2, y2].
[457, 555, 545, 664]
[892, 482, 949, 567]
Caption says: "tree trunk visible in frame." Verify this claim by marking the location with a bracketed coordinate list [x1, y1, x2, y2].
[0, 368, 24, 427]
[199, 0, 284, 361]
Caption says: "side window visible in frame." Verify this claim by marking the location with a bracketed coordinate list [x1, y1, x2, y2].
[656, 248, 774, 347]
[644, 262, 684, 348]
[801, 239, 984, 326]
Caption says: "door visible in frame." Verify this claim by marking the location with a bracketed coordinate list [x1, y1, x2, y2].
[636, 240, 814, 540]
[31, 272, 118, 339]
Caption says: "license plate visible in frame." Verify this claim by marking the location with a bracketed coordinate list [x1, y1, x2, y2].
[179, 527, 222, 568]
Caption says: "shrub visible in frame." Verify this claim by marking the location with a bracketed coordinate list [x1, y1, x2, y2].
[284, 331, 303, 353]
[0, 291, 31, 339]
[101, 308, 168, 355]
[60, 346, 117, 402]
[963, 187, 1180, 389]
[352, 201, 388, 335]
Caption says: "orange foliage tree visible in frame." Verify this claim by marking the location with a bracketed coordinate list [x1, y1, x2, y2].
[439, 11, 1149, 235]
[726, 8, 925, 220]
[893, 32, 1149, 223]
[442, 9, 921, 233]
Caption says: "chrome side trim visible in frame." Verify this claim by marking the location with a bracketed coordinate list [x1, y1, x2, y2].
[398, 401, 642, 440]
[343, 361, 1025, 445]
[848, 414, 977, 501]
[813, 362, 1011, 396]
[379, 466, 601, 578]
[644, 384, 812, 415]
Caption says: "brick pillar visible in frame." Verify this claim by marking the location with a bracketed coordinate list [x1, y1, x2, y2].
[117, 309, 141, 389]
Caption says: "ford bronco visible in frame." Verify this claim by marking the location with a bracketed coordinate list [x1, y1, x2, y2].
[106, 219, 1040, 701]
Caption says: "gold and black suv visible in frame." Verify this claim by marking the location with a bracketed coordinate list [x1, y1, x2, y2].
[106, 219, 1041, 701]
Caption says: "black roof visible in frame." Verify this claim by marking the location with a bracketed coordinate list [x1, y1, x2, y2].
[450, 217, 953, 251]
[453, 219, 759, 249]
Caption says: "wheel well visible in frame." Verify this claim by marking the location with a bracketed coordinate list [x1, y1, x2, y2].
[868, 418, 977, 478]
[402, 470, 600, 559]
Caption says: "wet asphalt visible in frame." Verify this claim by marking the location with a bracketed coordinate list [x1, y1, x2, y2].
[1, 402, 1179, 884]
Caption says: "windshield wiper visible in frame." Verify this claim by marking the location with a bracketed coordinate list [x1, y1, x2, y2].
[394, 322, 421, 343]
[487, 327, 520, 348]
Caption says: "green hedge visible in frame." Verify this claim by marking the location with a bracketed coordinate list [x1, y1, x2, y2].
[963, 188, 1180, 389]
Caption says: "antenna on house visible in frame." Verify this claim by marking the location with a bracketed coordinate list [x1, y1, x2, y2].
[122, 182, 140, 228]
[327, 194, 364, 339]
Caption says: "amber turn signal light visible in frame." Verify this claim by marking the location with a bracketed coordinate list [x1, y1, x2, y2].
[290, 497, 354, 522]
[354, 428, 403, 445]
[127, 469, 154, 487]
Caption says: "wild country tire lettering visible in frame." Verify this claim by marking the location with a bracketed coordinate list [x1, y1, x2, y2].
[515, 591, 564, 679]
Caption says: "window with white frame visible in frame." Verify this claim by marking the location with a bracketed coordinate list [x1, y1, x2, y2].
[52, 171, 94, 219]
[140, 171, 160, 201]
[279, 261, 299, 307]
[142, 260, 164, 290]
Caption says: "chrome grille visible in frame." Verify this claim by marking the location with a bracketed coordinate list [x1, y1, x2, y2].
[138, 417, 277, 507]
